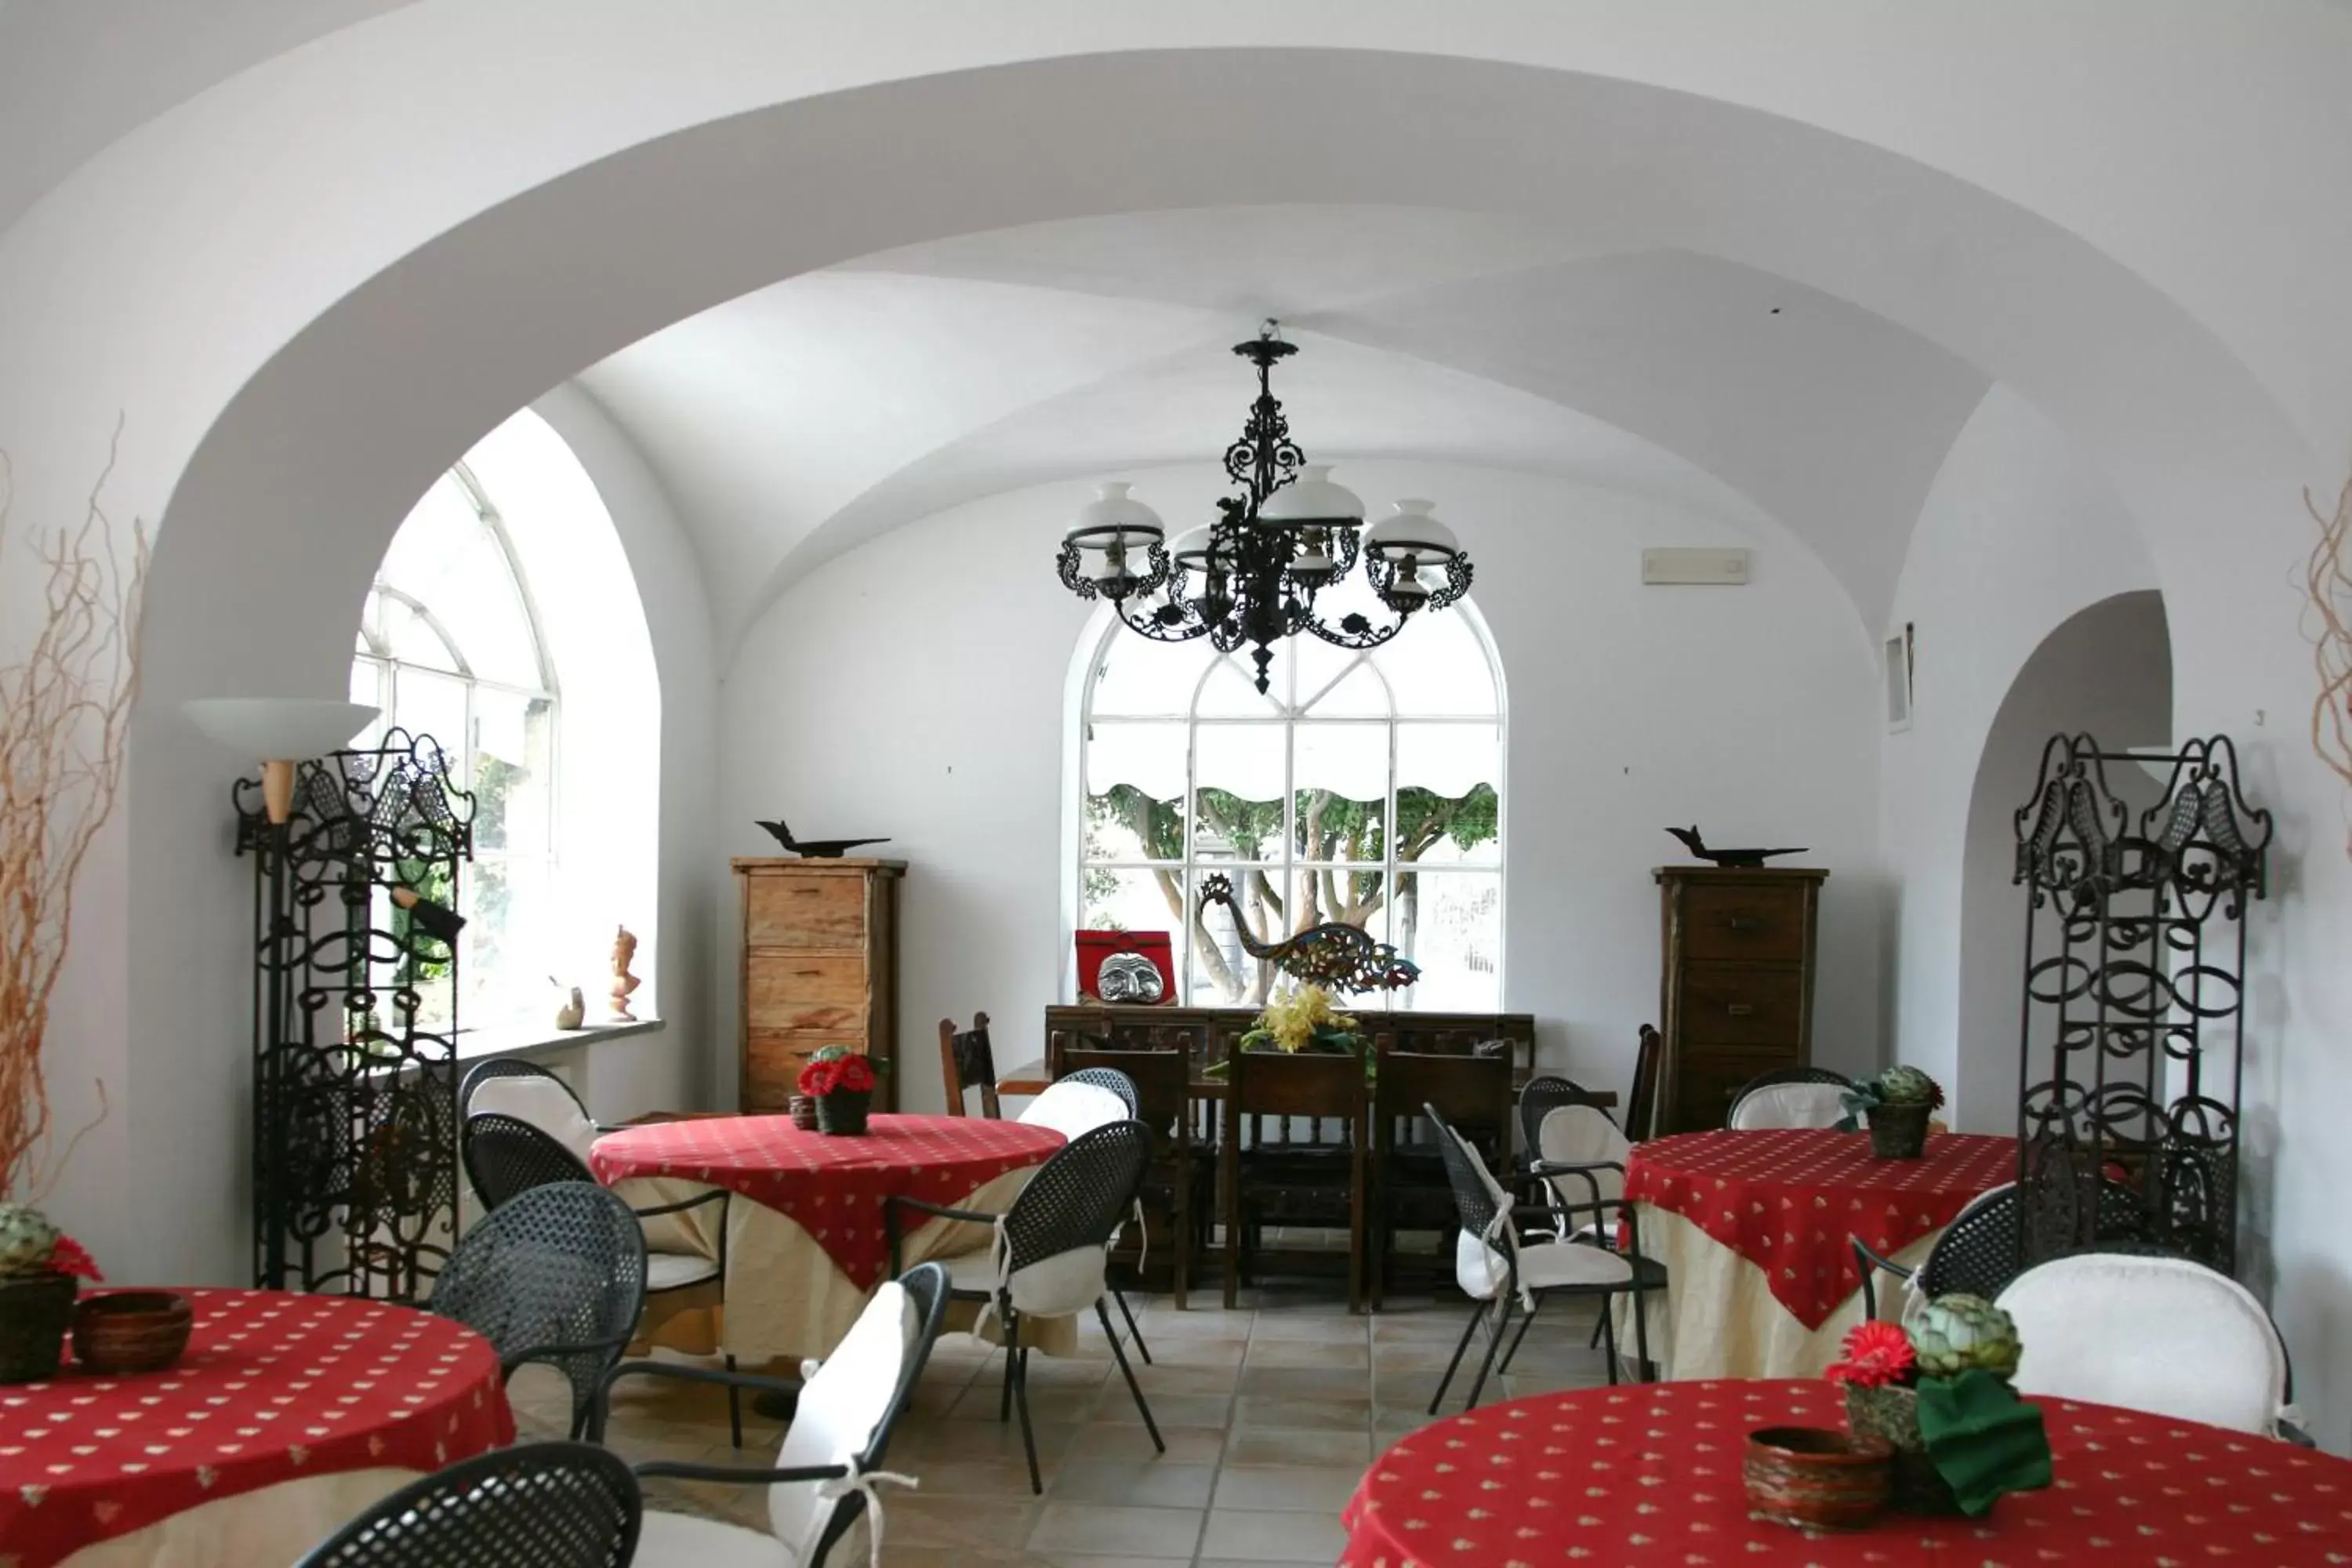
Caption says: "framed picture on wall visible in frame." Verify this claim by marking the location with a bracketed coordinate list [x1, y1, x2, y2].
[1885, 622, 1915, 732]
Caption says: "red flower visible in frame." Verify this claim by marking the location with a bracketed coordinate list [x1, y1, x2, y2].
[832, 1055, 876, 1094]
[48, 1235, 103, 1282]
[1926, 1080, 1947, 1112]
[797, 1058, 842, 1096]
[1824, 1319, 1915, 1388]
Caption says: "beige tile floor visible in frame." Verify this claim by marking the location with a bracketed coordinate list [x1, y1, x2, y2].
[511, 1285, 1620, 1568]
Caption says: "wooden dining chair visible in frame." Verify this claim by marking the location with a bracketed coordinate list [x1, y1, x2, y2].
[1625, 1025, 1663, 1141]
[1221, 1046, 1367, 1310]
[1052, 1040, 1199, 1308]
[1367, 1039, 1512, 1308]
[939, 1012, 1001, 1118]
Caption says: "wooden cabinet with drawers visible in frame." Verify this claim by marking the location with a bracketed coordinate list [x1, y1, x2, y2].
[733, 857, 902, 1112]
[1654, 866, 1828, 1134]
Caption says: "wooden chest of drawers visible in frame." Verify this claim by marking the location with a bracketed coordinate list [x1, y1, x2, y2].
[733, 857, 902, 1112]
[1654, 866, 1828, 1134]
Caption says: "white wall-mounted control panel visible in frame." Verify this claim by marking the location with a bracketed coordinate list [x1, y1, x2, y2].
[1642, 547, 1751, 586]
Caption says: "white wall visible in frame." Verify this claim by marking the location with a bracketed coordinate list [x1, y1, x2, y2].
[1880, 387, 2160, 1107]
[1951, 591, 2172, 1135]
[720, 461, 1883, 1112]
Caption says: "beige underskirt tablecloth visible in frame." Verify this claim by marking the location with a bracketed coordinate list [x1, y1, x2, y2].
[1614, 1203, 1938, 1380]
[610, 1167, 1076, 1367]
[54, 1467, 417, 1567]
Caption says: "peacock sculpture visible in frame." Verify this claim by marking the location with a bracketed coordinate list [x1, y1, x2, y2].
[1195, 873, 1421, 993]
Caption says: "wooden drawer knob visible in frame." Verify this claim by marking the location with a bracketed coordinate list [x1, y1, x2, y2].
[1726, 1003, 1755, 1016]
[1725, 915, 1759, 932]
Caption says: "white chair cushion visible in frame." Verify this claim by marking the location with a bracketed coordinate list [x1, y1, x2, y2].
[768, 1279, 917, 1559]
[647, 1250, 722, 1292]
[1997, 1252, 2287, 1435]
[1536, 1105, 1628, 1208]
[1018, 1080, 1129, 1141]
[1728, 1082, 1849, 1131]
[940, 1237, 1106, 1320]
[1456, 1231, 1633, 1299]
[635, 1508, 797, 1568]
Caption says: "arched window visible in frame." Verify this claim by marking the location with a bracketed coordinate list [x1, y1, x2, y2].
[1077, 609, 1504, 1010]
[351, 408, 659, 1032]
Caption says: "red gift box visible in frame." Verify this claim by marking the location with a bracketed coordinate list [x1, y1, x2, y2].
[1075, 929, 1175, 1004]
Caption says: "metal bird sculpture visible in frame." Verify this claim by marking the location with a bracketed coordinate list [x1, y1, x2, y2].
[755, 818, 891, 858]
[1666, 826, 1807, 868]
[1195, 873, 1420, 993]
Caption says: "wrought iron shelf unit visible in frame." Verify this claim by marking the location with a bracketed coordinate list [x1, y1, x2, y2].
[2012, 733, 2269, 1276]
[234, 729, 475, 1301]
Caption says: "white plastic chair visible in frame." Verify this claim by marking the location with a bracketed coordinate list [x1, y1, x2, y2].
[1726, 1081, 1849, 1130]
[622, 1265, 949, 1568]
[1996, 1250, 2292, 1436]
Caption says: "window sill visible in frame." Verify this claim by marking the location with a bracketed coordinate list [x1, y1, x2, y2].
[453, 1017, 666, 1063]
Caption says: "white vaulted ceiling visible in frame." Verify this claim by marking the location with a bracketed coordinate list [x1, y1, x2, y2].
[575, 203, 1987, 656]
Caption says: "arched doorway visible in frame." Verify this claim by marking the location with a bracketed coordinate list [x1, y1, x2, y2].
[1952, 590, 2171, 1134]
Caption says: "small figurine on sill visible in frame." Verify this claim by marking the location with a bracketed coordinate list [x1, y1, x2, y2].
[609, 927, 641, 1022]
[550, 978, 586, 1031]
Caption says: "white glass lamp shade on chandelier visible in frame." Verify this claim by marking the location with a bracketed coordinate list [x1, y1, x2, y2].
[182, 697, 381, 822]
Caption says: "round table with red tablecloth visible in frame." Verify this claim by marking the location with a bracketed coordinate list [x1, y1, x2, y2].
[590, 1112, 1068, 1364]
[0, 1287, 511, 1568]
[1618, 1128, 2014, 1380]
[1341, 1377, 2352, 1566]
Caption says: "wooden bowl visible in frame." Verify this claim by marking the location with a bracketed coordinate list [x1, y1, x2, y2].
[1744, 1424, 1894, 1531]
[72, 1290, 194, 1376]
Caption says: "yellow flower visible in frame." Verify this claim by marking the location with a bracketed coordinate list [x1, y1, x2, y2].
[1254, 984, 1359, 1052]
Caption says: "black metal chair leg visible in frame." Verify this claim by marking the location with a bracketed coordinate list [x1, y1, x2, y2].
[1632, 1284, 1656, 1383]
[1099, 1298, 1164, 1453]
[1112, 1284, 1152, 1365]
[1598, 1290, 1621, 1387]
[1588, 1313, 1606, 1349]
[724, 1353, 743, 1448]
[1007, 1310, 1043, 1494]
[1464, 1294, 1515, 1410]
[1429, 1296, 1486, 1414]
[998, 1324, 1016, 1425]
[1497, 1290, 1544, 1374]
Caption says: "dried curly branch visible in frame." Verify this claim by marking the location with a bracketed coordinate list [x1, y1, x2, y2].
[0, 424, 147, 1199]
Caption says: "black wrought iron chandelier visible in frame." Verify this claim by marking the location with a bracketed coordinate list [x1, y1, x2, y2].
[1057, 320, 1472, 693]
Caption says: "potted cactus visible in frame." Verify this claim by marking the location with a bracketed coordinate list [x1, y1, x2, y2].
[1838, 1065, 1943, 1158]
[0, 1203, 103, 1383]
[1827, 1293, 2044, 1516]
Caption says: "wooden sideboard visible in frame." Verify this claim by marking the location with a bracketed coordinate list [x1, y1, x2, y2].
[1037, 1004, 1538, 1081]
[1653, 866, 1828, 1134]
[733, 857, 902, 1112]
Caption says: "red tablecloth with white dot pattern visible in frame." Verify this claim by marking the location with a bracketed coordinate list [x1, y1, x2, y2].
[0, 1287, 511, 1568]
[1341, 1377, 2352, 1566]
[589, 1112, 1065, 1290]
[1624, 1130, 2014, 1328]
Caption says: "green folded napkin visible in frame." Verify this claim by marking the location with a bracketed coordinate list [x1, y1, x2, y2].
[1915, 1369, 2054, 1516]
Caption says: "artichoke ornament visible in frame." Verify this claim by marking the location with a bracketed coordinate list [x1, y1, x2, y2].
[1878, 1065, 1940, 1106]
[1913, 1294, 2022, 1381]
[0, 1203, 60, 1276]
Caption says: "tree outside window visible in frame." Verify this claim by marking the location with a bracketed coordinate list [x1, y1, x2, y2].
[1079, 608, 1504, 1010]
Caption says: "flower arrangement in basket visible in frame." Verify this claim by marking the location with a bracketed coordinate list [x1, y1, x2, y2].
[1836, 1065, 1944, 1158]
[0, 1203, 103, 1383]
[1825, 1294, 2052, 1516]
[1203, 983, 1370, 1083]
[797, 1047, 878, 1136]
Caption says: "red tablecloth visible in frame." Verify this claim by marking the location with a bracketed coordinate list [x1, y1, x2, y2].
[0, 1287, 511, 1568]
[590, 1112, 1065, 1290]
[1624, 1129, 2013, 1327]
[1341, 1377, 2352, 1566]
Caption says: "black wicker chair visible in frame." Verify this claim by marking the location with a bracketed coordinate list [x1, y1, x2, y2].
[887, 1120, 1163, 1493]
[611, 1262, 953, 1567]
[1426, 1103, 1665, 1412]
[1518, 1075, 1613, 1163]
[460, 1112, 742, 1444]
[1061, 1065, 1141, 1116]
[294, 1440, 641, 1567]
[1726, 1065, 1856, 1130]
[461, 1056, 595, 1123]
[430, 1181, 647, 1441]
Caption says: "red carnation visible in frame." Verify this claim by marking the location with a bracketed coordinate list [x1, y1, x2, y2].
[797, 1058, 842, 1097]
[833, 1055, 876, 1094]
[48, 1235, 103, 1282]
[1824, 1319, 1915, 1388]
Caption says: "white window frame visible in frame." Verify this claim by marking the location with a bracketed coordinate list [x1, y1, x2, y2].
[1073, 608, 1508, 1011]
